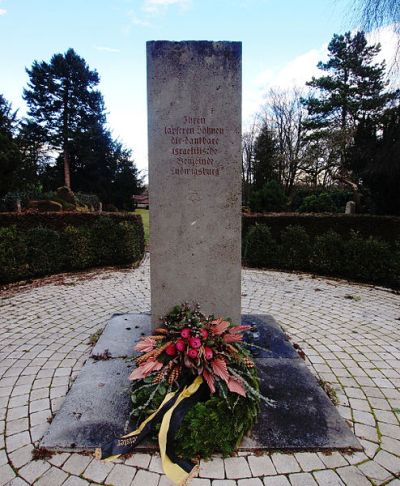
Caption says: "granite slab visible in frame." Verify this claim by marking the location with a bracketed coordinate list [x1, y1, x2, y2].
[41, 313, 361, 452]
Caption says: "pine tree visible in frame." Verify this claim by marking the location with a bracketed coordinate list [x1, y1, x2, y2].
[253, 124, 278, 190]
[303, 31, 394, 170]
[23, 48, 105, 189]
[0, 95, 22, 196]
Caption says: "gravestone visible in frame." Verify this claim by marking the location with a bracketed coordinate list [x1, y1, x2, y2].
[147, 41, 242, 326]
[345, 200, 356, 214]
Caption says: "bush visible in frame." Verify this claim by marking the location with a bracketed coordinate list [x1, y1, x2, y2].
[298, 193, 338, 213]
[0, 226, 27, 283]
[313, 230, 346, 275]
[249, 181, 288, 213]
[280, 225, 312, 270]
[243, 223, 400, 288]
[244, 224, 278, 268]
[62, 226, 93, 270]
[0, 213, 144, 284]
[242, 213, 400, 244]
[343, 231, 396, 285]
[26, 227, 64, 276]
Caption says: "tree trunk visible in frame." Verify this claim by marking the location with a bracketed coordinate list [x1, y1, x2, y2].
[64, 149, 71, 189]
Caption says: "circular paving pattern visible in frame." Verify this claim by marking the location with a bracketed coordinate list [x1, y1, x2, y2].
[0, 256, 399, 485]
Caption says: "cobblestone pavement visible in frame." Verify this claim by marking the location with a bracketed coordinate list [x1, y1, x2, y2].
[1, 255, 400, 485]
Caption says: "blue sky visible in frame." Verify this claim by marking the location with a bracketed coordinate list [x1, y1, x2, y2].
[0, 0, 398, 177]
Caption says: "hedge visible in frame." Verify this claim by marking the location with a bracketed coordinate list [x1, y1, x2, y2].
[0, 214, 144, 284]
[242, 213, 400, 244]
[244, 224, 400, 289]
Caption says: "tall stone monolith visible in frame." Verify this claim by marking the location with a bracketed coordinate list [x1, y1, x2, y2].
[147, 41, 242, 326]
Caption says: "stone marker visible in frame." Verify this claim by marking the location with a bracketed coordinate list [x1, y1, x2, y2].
[147, 41, 242, 326]
[345, 200, 356, 214]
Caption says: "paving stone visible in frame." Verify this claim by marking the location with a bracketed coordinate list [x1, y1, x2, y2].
[238, 479, 263, 486]
[294, 452, 324, 472]
[262, 476, 290, 486]
[0, 463, 16, 486]
[35, 466, 69, 486]
[149, 454, 164, 473]
[8, 444, 34, 468]
[210, 481, 238, 486]
[317, 452, 348, 468]
[248, 455, 276, 476]
[18, 459, 51, 483]
[62, 453, 92, 475]
[131, 469, 160, 486]
[374, 450, 400, 474]
[48, 452, 70, 467]
[106, 463, 136, 486]
[125, 452, 151, 468]
[6, 430, 31, 452]
[313, 470, 345, 485]
[83, 459, 114, 482]
[7, 418, 29, 435]
[271, 453, 300, 474]
[191, 480, 212, 486]
[336, 465, 371, 485]
[200, 457, 225, 478]
[289, 472, 318, 486]
[63, 477, 90, 486]
[224, 457, 252, 479]
[358, 460, 392, 483]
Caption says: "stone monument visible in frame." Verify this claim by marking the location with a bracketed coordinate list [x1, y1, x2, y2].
[147, 41, 242, 326]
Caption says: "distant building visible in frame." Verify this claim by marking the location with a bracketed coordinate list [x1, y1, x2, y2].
[132, 190, 149, 209]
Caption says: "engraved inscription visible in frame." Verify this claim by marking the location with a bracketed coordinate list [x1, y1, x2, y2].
[163, 115, 226, 177]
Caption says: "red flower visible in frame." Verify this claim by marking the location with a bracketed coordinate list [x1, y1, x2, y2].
[175, 339, 186, 352]
[188, 348, 198, 359]
[189, 337, 201, 349]
[200, 329, 209, 339]
[204, 346, 213, 360]
[181, 328, 191, 339]
[165, 343, 177, 356]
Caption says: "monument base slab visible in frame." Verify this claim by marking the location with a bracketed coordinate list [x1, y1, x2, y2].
[41, 313, 361, 452]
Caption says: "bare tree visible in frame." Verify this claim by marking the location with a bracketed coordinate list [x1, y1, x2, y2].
[241, 117, 258, 205]
[353, 0, 400, 65]
[261, 88, 307, 193]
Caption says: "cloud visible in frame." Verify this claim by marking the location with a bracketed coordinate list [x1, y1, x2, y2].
[0, 8, 7, 15]
[142, 0, 191, 14]
[244, 25, 399, 126]
[127, 10, 152, 28]
[95, 46, 120, 53]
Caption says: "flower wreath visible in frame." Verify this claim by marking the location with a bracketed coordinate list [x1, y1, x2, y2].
[97, 304, 269, 485]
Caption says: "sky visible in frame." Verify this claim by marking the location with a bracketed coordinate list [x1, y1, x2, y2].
[0, 0, 398, 179]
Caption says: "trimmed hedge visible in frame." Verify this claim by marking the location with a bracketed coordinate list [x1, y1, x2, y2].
[0, 214, 144, 284]
[244, 224, 400, 288]
[242, 213, 400, 244]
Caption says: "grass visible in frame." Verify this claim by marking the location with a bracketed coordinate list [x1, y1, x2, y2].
[135, 208, 149, 245]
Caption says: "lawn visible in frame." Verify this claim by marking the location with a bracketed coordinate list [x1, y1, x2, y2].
[135, 208, 149, 245]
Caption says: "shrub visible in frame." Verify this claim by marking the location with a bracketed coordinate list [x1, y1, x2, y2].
[299, 193, 338, 213]
[243, 221, 400, 288]
[0, 226, 27, 283]
[249, 181, 288, 213]
[279, 225, 312, 270]
[313, 230, 346, 275]
[26, 227, 64, 276]
[0, 212, 144, 284]
[343, 231, 396, 285]
[62, 226, 93, 270]
[244, 224, 278, 268]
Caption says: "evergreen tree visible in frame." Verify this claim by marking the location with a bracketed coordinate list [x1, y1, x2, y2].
[0, 95, 22, 196]
[23, 48, 105, 189]
[253, 124, 278, 190]
[347, 104, 400, 214]
[303, 31, 394, 169]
